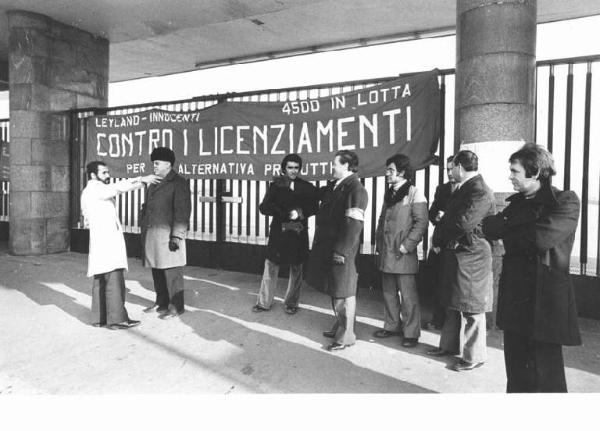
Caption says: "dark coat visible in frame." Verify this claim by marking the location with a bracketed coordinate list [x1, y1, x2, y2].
[482, 183, 581, 346]
[259, 176, 318, 265]
[140, 170, 191, 269]
[432, 174, 496, 313]
[306, 174, 369, 298]
[428, 181, 456, 225]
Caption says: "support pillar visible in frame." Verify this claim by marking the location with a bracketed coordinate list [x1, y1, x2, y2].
[455, 0, 537, 194]
[7, 10, 108, 255]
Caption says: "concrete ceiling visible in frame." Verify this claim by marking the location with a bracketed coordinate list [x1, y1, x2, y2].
[0, 0, 599, 84]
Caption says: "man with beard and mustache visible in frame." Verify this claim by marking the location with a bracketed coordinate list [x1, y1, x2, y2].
[81, 161, 161, 329]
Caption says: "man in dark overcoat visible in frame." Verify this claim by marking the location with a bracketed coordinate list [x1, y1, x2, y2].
[428, 150, 495, 371]
[140, 147, 191, 319]
[306, 150, 369, 351]
[483, 144, 581, 392]
[425, 155, 457, 329]
[252, 154, 318, 314]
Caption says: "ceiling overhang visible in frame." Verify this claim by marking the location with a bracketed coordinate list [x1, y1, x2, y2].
[0, 0, 599, 83]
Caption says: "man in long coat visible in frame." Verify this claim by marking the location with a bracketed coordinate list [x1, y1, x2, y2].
[374, 154, 428, 347]
[141, 147, 191, 319]
[425, 155, 457, 329]
[483, 144, 581, 392]
[428, 150, 495, 371]
[252, 154, 318, 314]
[306, 150, 368, 351]
[81, 161, 160, 329]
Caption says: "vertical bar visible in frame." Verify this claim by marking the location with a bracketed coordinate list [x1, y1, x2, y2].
[69, 111, 80, 229]
[263, 181, 269, 237]
[580, 62, 592, 275]
[227, 179, 233, 237]
[246, 180, 251, 237]
[237, 179, 242, 236]
[209, 179, 215, 235]
[216, 178, 226, 242]
[200, 179, 205, 234]
[255, 180, 261, 238]
[438, 74, 446, 186]
[360, 177, 365, 247]
[370, 176, 378, 251]
[563, 64, 573, 190]
[547, 65, 555, 153]
[423, 166, 431, 257]
[193, 179, 198, 233]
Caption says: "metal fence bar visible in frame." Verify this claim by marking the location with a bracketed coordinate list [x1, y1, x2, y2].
[580, 62, 592, 274]
[564, 64, 574, 190]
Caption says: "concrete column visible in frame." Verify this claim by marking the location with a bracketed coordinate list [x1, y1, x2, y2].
[7, 10, 108, 255]
[455, 0, 536, 193]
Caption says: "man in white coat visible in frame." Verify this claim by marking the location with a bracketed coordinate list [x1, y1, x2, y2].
[81, 161, 160, 330]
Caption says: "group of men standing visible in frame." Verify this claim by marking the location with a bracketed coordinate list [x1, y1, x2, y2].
[82, 142, 581, 393]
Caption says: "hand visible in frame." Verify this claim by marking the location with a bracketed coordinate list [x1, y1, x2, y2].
[168, 237, 180, 251]
[332, 253, 345, 265]
[141, 174, 161, 185]
[399, 244, 408, 255]
[289, 209, 299, 220]
[435, 211, 444, 222]
[432, 247, 441, 254]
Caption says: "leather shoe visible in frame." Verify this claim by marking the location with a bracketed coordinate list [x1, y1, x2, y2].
[159, 309, 184, 320]
[91, 322, 106, 328]
[322, 330, 336, 339]
[326, 342, 353, 351]
[252, 304, 270, 313]
[401, 338, 418, 348]
[108, 320, 140, 330]
[426, 348, 456, 357]
[284, 306, 298, 315]
[143, 304, 167, 313]
[452, 360, 484, 372]
[373, 329, 401, 338]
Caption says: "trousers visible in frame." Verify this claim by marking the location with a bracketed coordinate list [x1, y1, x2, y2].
[256, 259, 303, 309]
[151, 266, 185, 313]
[91, 268, 129, 325]
[439, 308, 487, 363]
[503, 330, 567, 393]
[381, 273, 421, 339]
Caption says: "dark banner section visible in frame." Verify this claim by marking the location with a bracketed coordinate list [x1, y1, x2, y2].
[86, 70, 441, 180]
[0, 140, 8, 181]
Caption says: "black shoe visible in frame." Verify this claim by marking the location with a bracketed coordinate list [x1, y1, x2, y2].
[426, 348, 456, 357]
[252, 304, 270, 313]
[91, 322, 106, 328]
[322, 330, 336, 339]
[143, 304, 167, 313]
[452, 359, 484, 372]
[158, 309, 183, 320]
[108, 320, 140, 330]
[373, 329, 402, 338]
[326, 342, 353, 352]
[284, 306, 298, 315]
[402, 338, 419, 348]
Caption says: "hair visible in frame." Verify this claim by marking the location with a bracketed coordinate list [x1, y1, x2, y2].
[385, 153, 413, 179]
[452, 150, 478, 172]
[281, 153, 303, 171]
[86, 161, 106, 179]
[335, 150, 359, 173]
[150, 146, 175, 166]
[446, 155, 454, 164]
[509, 143, 556, 181]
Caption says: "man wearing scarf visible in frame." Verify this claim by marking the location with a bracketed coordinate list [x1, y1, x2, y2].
[374, 154, 428, 347]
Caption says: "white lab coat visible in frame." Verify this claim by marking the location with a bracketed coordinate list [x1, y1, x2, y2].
[81, 178, 141, 277]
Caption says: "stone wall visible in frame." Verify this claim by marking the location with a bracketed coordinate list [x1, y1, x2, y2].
[7, 10, 108, 255]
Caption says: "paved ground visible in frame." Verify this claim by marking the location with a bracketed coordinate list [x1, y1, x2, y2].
[1, 241, 600, 395]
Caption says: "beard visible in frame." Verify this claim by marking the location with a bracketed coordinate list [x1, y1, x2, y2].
[102, 177, 110, 184]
